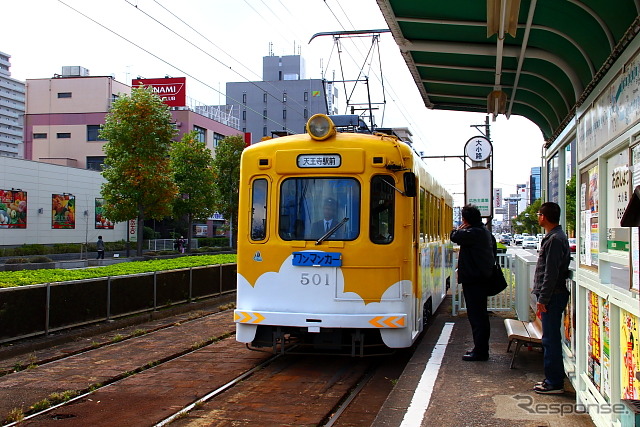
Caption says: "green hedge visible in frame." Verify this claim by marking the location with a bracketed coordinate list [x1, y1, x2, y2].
[0, 254, 237, 288]
[196, 237, 230, 247]
[1, 241, 128, 257]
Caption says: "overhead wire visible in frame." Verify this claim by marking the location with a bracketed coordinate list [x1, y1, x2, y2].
[320, 0, 432, 148]
[57, 0, 295, 133]
[135, 0, 311, 122]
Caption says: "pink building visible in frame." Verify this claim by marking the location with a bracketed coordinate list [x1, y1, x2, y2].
[24, 69, 241, 170]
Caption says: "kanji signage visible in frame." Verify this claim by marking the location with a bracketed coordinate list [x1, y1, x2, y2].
[465, 136, 492, 162]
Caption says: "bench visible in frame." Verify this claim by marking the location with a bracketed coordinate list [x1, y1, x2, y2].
[504, 318, 543, 369]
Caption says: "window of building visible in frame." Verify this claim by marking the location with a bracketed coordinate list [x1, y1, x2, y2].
[304, 92, 308, 101]
[242, 93, 247, 104]
[263, 127, 268, 137]
[213, 132, 223, 148]
[194, 125, 206, 143]
[57, 92, 72, 98]
[86, 156, 106, 171]
[263, 110, 267, 119]
[283, 93, 287, 102]
[304, 109, 308, 119]
[283, 109, 287, 120]
[87, 125, 106, 141]
[57, 132, 71, 139]
[242, 110, 246, 121]
[263, 93, 268, 103]
[33, 133, 47, 139]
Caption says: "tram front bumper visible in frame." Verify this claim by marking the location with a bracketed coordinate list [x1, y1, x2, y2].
[234, 309, 407, 342]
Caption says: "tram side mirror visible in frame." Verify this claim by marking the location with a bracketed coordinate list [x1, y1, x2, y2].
[403, 172, 417, 197]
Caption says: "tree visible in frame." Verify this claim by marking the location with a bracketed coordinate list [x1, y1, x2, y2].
[99, 86, 177, 256]
[170, 131, 217, 252]
[511, 198, 542, 235]
[211, 135, 245, 249]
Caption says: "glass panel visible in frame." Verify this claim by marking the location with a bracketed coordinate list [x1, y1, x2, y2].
[279, 178, 360, 241]
[547, 153, 560, 203]
[370, 175, 395, 244]
[251, 179, 268, 241]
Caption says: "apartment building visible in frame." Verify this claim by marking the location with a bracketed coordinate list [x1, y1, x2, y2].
[0, 51, 25, 158]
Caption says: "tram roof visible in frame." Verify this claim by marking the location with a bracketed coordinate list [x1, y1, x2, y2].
[376, 0, 640, 143]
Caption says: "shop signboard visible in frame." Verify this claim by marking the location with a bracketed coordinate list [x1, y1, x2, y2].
[131, 77, 187, 107]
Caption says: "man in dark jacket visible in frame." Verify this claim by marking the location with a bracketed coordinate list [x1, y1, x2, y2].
[450, 204, 495, 361]
[532, 202, 571, 394]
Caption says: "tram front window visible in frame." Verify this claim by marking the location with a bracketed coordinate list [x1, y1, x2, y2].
[279, 178, 360, 241]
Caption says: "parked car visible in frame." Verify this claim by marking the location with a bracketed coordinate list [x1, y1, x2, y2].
[522, 235, 538, 249]
[568, 238, 577, 253]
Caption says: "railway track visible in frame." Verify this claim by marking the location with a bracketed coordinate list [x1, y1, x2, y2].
[1, 305, 410, 426]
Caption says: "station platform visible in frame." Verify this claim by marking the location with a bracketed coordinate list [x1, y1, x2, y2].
[372, 296, 595, 427]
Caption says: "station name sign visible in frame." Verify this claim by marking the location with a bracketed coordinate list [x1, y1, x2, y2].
[131, 77, 186, 107]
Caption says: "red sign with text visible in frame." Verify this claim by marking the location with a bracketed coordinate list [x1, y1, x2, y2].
[131, 77, 186, 107]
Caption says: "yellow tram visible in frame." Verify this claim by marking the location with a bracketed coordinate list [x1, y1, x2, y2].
[235, 114, 453, 353]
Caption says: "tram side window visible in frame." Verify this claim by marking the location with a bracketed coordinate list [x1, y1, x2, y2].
[370, 175, 395, 244]
[251, 179, 268, 241]
[420, 188, 426, 243]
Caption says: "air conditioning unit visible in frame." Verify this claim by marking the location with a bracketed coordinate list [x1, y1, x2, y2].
[61, 66, 90, 77]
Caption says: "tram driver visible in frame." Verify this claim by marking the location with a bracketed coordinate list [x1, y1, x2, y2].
[310, 197, 344, 239]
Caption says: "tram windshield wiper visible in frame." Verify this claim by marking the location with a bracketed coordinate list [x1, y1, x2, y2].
[315, 217, 349, 245]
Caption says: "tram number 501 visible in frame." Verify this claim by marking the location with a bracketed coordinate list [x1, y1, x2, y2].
[300, 272, 331, 286]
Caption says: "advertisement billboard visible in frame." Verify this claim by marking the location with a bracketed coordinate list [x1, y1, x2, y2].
[131, 77, 186, 107]
[52, 194, 75, 229]
[0, 189, 27, 229]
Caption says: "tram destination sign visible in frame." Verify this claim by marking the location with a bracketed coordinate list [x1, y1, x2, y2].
[297, 154, 341, 168]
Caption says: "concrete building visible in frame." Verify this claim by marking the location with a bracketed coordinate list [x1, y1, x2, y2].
[0, 156, 125, 246]
[0, 51, 25, 158]
[226, 55, 335, 143]
[24, 68, 242, 170]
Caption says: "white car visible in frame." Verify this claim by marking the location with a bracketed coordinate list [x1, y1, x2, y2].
[522, 235, 538, 249]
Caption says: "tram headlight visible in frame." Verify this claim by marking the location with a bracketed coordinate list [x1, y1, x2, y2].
[307, 114, 336, 140]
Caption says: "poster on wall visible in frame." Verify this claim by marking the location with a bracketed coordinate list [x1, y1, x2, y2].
[0, 189, 27, 229]
[563, 284, 576, 355]
[587, 291, 602, 391]
[602, 300, 611, 402]
[621, 309, 640, 399]
[51, 194, 75, 229]
[581, 167, 599, 269]
[95, 198, 114, 229]
[607, 150, 630, 252]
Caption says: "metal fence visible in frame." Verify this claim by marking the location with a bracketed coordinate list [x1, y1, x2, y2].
[0, 263, 236, 344]
[148, 239, 198, 251]
[452, 253, 516, 315]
